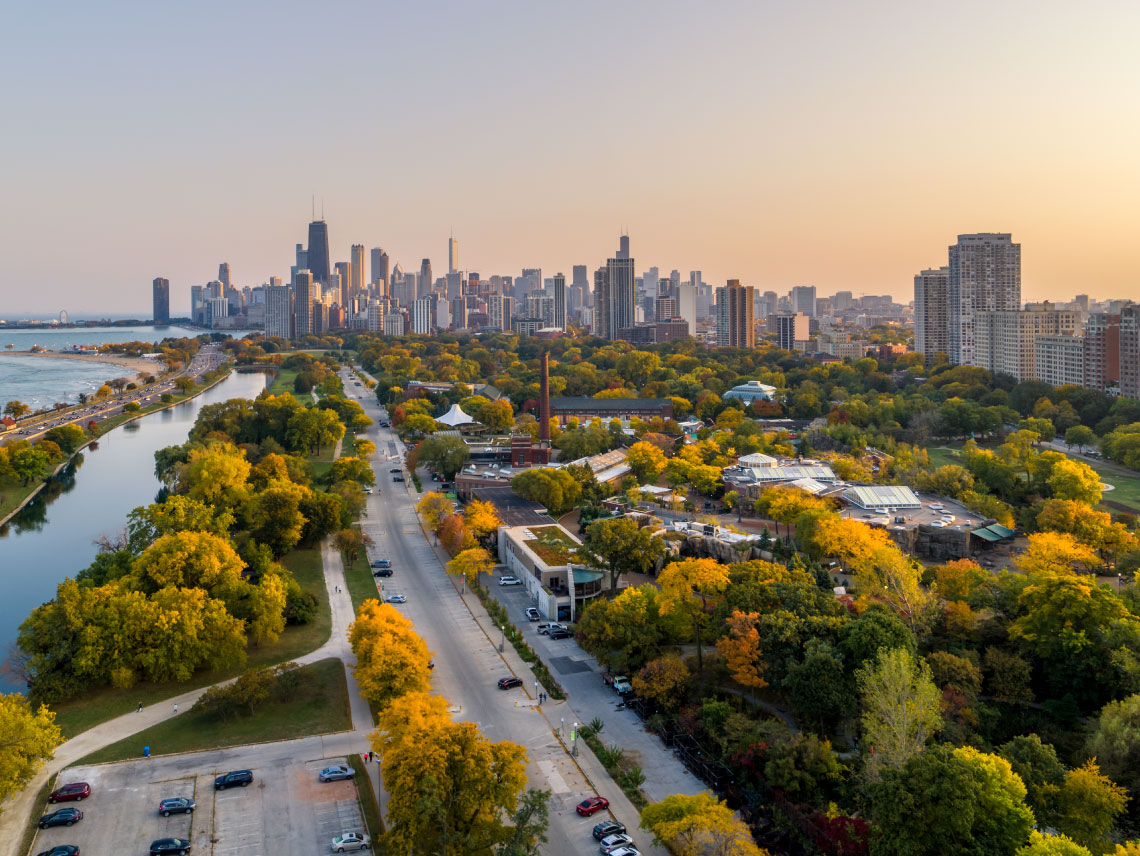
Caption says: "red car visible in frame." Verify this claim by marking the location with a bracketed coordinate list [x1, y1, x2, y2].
[576, 796, 610, 816]
[48, 783, 90, 803]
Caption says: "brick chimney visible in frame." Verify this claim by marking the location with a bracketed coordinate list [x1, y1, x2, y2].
[539, 351, 551, 444]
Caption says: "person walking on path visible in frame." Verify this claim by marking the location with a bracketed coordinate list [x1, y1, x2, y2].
[173, 703, 178, 714]
[137, 702, 143, 713]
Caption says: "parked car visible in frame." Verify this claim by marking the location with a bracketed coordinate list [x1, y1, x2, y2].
[370, 559, 392, 569]
[536, 622, 559, 635]
[385, 593, 407, 604]
[548, 627, 572, 640]
[498, 575, 522, 586]
[331, 832, 371, 852]
[35, 847, 79, 856]
[498, 676, 523, 690]
[606, 848, 640, 856]
[48, 783, 90, 803]
[150, 839, 192, 855]
[525, 607, 541, 621]
[593, 820, 627, 841]
[214, 770, 253, 790]
[39, 808, 83, 829]
[373, 567, 393, 577]
[319, 765, 355, 782]
[361, 487, 372, 494]
[600, 833, 635, 853]
[158, 797, 196, 816]
[612, 676, 632, 694]
[576, 796, 610, 816]
[392, 476, 404, 482]
[389, 468, 401, 473]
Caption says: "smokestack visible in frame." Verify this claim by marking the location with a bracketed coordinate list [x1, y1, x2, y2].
[539, 351, 551, 444]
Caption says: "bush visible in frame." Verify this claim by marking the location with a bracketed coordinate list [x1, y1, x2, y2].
[161, 393, 174, 403]
[123, 402, 140, 413]
[284, 585, 318, 625]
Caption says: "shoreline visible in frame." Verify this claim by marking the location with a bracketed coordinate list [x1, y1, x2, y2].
[0, 350, 162, 379]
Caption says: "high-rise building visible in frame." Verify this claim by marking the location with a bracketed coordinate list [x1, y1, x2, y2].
[448, 234, 459, 274]
[594, 236, 635, 341]
[350, 245, 365, 298]
[383, 312, 405, 336]
[306, 220, 331, 285]
[334, 262, 351, 306]
[948, 233, 1021, 366]
[716, 280, 755, 348]
[190, 285, 205, 324]
[914, 267, 950, 365]
[370, 248, 389, 296]
[676, 283, 697, 336]
[974, 303, 1079, 381]
[791, 285, 816, 318]
[1036, 335, 1085, 388]
[552, 273, 567, 331]
[295, 243, 307, 273]
[1084, 312, 1122, 393]
[152, 278, 170, 325]
[1121, 304, 1140, 399]
[207, 297, 229, 327]
[572, 265, 590, 307]
[266, 285, 294, 340]
[218, 263, 231, 293]
[293, 270, 314, 336]
[419, 259, 433, 300]
[412, 296, 434, 334]
[833, 291, 855, 311]
[775, 313, 810, 351]
[655, 295, 679, 321]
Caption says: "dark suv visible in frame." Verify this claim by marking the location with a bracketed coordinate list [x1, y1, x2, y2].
[39, 807, 83, 828]
[214, 770, 253, 790]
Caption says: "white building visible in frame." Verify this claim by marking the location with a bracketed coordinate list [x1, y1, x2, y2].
[724, 380, 777, 404]
[1035, 334, 1085, 387]
[948, 233, 1021, 366]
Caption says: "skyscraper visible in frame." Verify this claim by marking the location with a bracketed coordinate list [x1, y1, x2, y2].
[716, 279, 754, 348]
[370, 248, 389, 297]
[552, 273, 567, 331]
[791, 285, 816, 318]
[1084, 312, 1122, 393]
[293, 270, 314, 336]
[448, 234, 459, 274]
[572, 265, 590, 307]
[1119, 304, 1140, 399]
[419, 259, 433, 300]
[190, 285, 205, 324]
[266, 284, 294, 340]
[593, 267, 610, 338]
[306, 220, 331, 285]
[775, 313, 810, 351]
[351, 245, 365, 298]
[914, 267, 949, 365]
[152, 277, 170, 325]
[948, 233, 1021, 366]
[595, 235, 635, 341]
[218, 263, 231, 293]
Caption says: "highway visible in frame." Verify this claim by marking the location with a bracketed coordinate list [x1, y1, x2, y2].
[342, 366, 663, 856]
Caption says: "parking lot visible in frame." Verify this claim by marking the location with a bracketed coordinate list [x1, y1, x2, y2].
[33, 752, 367, 856]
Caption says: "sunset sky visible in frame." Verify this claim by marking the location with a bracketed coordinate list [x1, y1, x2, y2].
[2, 1, 1138, 314]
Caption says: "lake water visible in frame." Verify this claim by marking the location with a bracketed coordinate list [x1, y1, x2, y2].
[0, 370, 267, 692]
[0, 325, 252, 410]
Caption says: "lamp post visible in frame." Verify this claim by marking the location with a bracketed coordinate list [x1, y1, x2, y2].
[572, 722, 579, 757]
[499, 625, 505, 653]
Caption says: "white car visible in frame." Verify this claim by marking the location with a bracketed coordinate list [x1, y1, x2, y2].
[331, 832, 371, 852]
[606, 848, 640, 856]
[498, 575, 523, 586]
[600, 833, 635, 853]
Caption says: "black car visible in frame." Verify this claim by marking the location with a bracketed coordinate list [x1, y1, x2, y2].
[497, 676, 523, 689]
[39, 808, 83, 828]
[389, 468, 401, 473]
[593, 820, 627, 841]
[150, 838, 192, 855]
[392, 476, 405, 482]
[214, 769, 253, 790]
[158, 797, 196, 816]
[36, 848, 79, 856]
[373, 567, 393, 577]
[548, 628, 572, 640]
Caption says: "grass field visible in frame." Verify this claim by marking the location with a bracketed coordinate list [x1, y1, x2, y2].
[344, 551, 381, 612]
[266, 368, 299, 396]
[50, 546, 332, 739]
[76, 658, 350, 764]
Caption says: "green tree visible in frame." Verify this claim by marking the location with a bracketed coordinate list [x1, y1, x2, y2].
[857, 647, 943, 775]
[784, 639, 851, 733]
[324, 455, 375, 487]
[1016, 832, 1092, 856]
[42, 423, 86, 453]
[1087, 693, 1140, 800]
[582, 517, 666, 595]
[10, 447, 50, 485]
[417, 434, 471, 479]
[1065, 425, 1097, 454]
[1047, 457, 1104, 505]
[511, 467, 581, 516]
[626, 441, 667, 485]
[499, 789, 551, 856]
[658, 558, 730, 672]
[246, 479, 308, 556]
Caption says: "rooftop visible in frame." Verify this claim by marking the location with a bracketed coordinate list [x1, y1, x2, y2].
[551, 396, 673, 412]
[470, 487, 554, 527]
[842, 485, 921, 509]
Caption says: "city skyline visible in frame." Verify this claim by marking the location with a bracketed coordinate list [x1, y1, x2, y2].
[4, 2, 1140, 313]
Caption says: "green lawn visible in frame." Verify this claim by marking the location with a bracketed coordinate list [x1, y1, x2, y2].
[267, 368, 299, 396]
[345, 551, 382, 612]
[926, 446, 964, 469]
[76, 658, 350, 764]
[0, 479, 42, 523]
[17, 778, 55, 856]
[50, 546, 332, 739]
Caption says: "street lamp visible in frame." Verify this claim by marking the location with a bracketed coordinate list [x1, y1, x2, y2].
[499, 625, 505, 653]
[535, 680, 539, 702]
[572, 722, 579, 757]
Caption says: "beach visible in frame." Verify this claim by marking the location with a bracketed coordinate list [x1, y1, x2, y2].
[0, 351, 164, 410]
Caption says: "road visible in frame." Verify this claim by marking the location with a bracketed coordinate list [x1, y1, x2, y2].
[2, 343, 227, 445]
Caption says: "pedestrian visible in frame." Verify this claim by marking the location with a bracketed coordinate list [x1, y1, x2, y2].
[173, 703, 178, 714]
[138, 702, 143, 713]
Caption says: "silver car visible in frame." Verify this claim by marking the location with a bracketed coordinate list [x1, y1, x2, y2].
[332, 832, 371, 852]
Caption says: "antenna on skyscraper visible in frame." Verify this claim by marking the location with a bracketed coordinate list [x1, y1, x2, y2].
[311, 195, 315, 221]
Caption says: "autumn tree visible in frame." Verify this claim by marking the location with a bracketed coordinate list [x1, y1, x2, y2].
[1017, 832, 1093, 856]
[325, 456, 375, 487]
[463, 499, 501, 542]
[417, 491, 454, 531]
[1047, 457, 1104, 505]
[511, 467, 582, 516]
[626, 441, 667, 485]
[857, 647, 943, 776]
[1016, 531, 1100, 576]
[333, 527, 372, 566]
[499, 789, 551, 856]
[0, 693, 63, 804]
[126, 495, 235, 554]
[438, 513, 475, 555]
[716, 610, 768, 690]
[417, 433, 471, 479]
[447, 547, 495, 592]
[657, 558, 730, 672]
[247, 573, 287, 646]
[582, 517, 666, 594]
[131, 530, 247, 599]
[640, 792, 769, 856]
[178, 445, 251, 510]
[575, 584, 684, 673]
[349, 599, 433, 710]
[1051, 759, 1128, 852]
[246, 478, 308, 556]
[632, 657, 690, 711]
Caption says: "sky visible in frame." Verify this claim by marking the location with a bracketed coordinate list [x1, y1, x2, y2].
[1, 0, 1138, 315]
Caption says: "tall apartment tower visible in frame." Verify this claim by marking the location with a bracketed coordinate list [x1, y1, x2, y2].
[572, 265, 590, 307]
[306, 220, 331, 285]
[716, 280, 755, 348]
[334, 261, 352, 307]
[914, 267, 950, 365]
[350, 245, 365, 298]
[791, 285, 816, 317]
[948, 233, 1021, 366]
[595, 235, 635, 341]
[448, 235, 459, 274]
[370, 248, 389, 297]
[552, 273, 567, 331]
[152, 278, 170, 325]
[190, 285, 205, 324]
[293, 270, 314, 336]
[1121, 304, 1140, 399]
[266, 284, 294, 340]
[1084, 312, 1122, 393]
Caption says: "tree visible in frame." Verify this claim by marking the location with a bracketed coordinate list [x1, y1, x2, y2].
[333, 528, 372, 567]
[438, 513, 475, 555]
[499, 789, 551, 856]
[349, 599, 433, 710]
[511, 467, 582, 516]
[417, 492, 454, 532]
[179, 445, 251, 510]
[838, 608, 915, 669]
[173, 376, 195, 393]
[246, 479, 308, 556]
[447, 547, 494, 592]
[627, 441, 667, 485]
[247, 573, 287, 646]
[131, 530, 247, 597]
[1052, 760, 1128, 852]
[857, 647, 943, 775]
[631, 657, 690, 711]
[1017, 832, 1093, 856]
[0, 692, 62, 804]
[640, 792, 770, 856]
[1087, 693, 1140, 799]
[1048, 457, 1103, 505]
[784, 639, 851, 733]
[582, 517, 666, 594]
[325, 456, 375, 487]
[575, 584, 683, 673]
[1065, 425, 1098, 454]
[658, 558, 730, 673]
[869, 745, 1034, 856]
[9, 447, 50, 485]
[417, 434, 471, 479]
[716, 610, 768, 690]
[42, 423, 86, 454]
[1015, 532, 1099, 576]
[463, 499, 501, 541]
[3, 400, 30, 419]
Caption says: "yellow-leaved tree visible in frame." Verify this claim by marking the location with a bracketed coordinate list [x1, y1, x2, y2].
[446, 547, 495, 593]
[640, 792, 769, 856]
[1015, 531, 1100, 576]
[416, 491, 454, 532]
[0, 693, 63, 804]
[462, 499, 502, 542]
[716, 610, 768, 690]
[349, 599, 433, 710]
[658, 558, 731, 672]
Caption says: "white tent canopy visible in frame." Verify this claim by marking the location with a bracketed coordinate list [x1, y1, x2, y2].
[436, 403, 475, 427]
